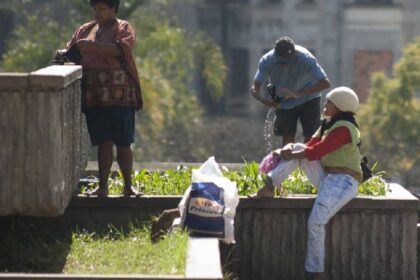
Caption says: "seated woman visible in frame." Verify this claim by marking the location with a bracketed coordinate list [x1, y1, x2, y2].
[251, 87, 362, 280]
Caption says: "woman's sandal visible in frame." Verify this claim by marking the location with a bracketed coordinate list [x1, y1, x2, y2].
[248, 186, 275, 199]
[123, 187, 144, 197]
[86, 187, 108, 198]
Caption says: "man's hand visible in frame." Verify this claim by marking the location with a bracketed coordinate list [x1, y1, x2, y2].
[279, 88, 299, 100]
[250, 87, 278, 108]
[76, 39, 94, 52]
[250, 87, 260, 100]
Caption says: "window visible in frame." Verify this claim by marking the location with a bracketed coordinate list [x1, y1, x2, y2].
[352, 50, 393, 102]
[262, 0, 281, 4]
[229, 48, 250, 97]
[353, 0, 393, 5]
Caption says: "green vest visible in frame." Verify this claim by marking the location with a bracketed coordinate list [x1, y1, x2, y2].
[317, 120, 362, 177]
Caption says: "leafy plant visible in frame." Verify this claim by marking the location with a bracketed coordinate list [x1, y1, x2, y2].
[281, 169, 317, 195]
[225, 161, 263, 195]
[358, 162, 388, 196]
[80, 162, 389, 197]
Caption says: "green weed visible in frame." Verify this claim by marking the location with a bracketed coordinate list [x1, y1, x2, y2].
[80, 162, 388, 197]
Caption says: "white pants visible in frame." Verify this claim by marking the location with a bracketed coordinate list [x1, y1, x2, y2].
[267, 143, 359, 273]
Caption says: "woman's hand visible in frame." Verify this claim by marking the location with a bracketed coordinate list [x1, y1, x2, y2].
[76, 39, 94, 52]
[53, 49, 67, 61]
[280, 147, 292, 160]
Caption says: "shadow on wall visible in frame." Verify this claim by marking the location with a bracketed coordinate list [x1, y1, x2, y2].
[0, 217, 72, 273]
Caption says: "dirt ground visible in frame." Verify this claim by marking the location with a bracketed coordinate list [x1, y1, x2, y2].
[190, 114, 277, 163]
[171, 113, 305, 163]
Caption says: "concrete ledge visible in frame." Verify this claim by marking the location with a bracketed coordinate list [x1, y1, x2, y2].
[30, 65, 82, 89]
[186, 238, 223, 279]
[0, 274, 219, 280]
[70, 183, 418, 211]
[0, 274, 222, 279]
[0, 66, 82, 91]
[240, 183, 419, 210]
[0, 73, 30, 89]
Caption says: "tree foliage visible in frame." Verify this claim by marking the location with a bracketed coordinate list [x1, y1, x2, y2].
[358, 38, 420, 187]
[1, 16, 71, 72]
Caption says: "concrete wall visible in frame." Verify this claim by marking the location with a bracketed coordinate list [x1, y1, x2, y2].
[3, 183, 415, 279]
[228, 183, 418, 280]
[0, 65, 87, 217]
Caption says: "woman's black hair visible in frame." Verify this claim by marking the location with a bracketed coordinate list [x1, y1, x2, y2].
[90, 0, 120, 13]
[319, 111, 359, 138]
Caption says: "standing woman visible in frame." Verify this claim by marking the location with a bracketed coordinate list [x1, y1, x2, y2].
[66, 0, 143, 197]
[251, 87, 362, 280]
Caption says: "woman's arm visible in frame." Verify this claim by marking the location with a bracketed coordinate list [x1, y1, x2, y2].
[303, 127, 351, 160]
[282, 127, 351, 161]
[76, 39, 122, 57]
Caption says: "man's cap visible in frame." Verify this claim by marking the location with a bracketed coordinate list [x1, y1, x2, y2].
[274, 36, 296, 57]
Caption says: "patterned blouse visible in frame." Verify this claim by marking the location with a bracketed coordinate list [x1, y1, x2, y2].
[67, 19, 143, 110]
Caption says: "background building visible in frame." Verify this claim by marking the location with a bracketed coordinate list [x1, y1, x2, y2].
[175, 0, 420, 114]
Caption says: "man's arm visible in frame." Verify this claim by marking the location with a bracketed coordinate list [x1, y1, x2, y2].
[250, 81, 278, 108]
[296, 78, 330, 97]
[250, 55, 278, 108]
[281, 78, 330, 100]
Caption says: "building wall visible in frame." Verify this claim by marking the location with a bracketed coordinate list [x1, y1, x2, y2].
[177, 0, 420, 115]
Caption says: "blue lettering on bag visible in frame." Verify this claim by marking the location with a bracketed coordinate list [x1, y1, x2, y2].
[183, 182, 225, 238]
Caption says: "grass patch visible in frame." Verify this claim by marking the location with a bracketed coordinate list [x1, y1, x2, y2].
[0, 225, 188, 275]
[80, 161, 388, 196]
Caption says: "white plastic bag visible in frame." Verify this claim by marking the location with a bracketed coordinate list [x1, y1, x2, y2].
[178, 156, 239, 244]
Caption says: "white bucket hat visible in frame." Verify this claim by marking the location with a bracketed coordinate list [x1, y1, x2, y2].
[326, 86, 359, 113]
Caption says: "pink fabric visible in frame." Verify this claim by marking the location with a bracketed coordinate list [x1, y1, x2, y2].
[259, 152, 282, 174]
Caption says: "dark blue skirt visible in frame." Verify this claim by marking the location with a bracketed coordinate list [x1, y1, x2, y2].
[84, 106, 135, 147]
